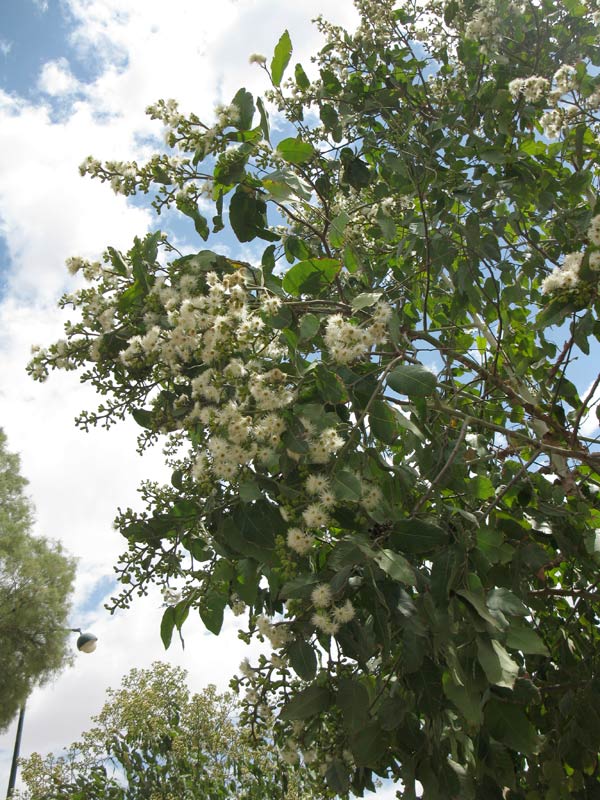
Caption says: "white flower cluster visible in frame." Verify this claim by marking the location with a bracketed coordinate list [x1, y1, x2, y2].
[324, 301, 391, 363]
[464, 0, 503, 56]
[541, 252, 583, 294]
[256, 615, 292, 649]
[310, 582, 355, 635]
[542, 216, 600, 294]
[508, 76, 549, 103]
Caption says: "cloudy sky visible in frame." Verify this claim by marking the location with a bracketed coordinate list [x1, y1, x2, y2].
[0, 0, 412, 796]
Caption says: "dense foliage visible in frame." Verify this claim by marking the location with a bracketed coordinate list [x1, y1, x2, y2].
[17, 662, 318, 800]
[29, 0, 600, 795]
[0, 429, 75, 731]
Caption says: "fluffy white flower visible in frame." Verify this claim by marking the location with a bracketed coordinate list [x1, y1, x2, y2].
[332, 599, 356, 624]
[286, 527, 314, 555]
[311, 583, 333, 608]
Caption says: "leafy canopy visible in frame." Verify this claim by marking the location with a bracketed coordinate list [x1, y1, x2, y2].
[17, 662, 319, 800]
[0, 429, 76, 731]
[29, 0, 600, 796]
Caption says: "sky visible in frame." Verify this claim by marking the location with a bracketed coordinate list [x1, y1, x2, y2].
[0, 0, 412, 797]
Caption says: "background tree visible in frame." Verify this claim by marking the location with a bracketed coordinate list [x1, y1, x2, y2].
[0, 429, 76, 731]
[17, 661, 321, 800]
[28, 0, 600, 796]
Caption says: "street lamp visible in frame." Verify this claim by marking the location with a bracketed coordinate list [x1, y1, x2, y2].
[5, 627, 97, 799]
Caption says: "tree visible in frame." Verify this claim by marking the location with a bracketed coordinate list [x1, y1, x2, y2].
[17, 661, 321, 799]
[27, 0, 600, 795]
[0, 429, 76, 731]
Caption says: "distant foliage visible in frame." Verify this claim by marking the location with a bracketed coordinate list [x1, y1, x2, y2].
[30, 0, 600, 795]
[17, 662, 319, 800]
[0, 429, 75, 731]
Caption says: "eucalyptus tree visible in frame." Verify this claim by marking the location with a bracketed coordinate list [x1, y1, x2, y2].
[0, 429, 75, 731]
[28, 0, 600, 795]
[17, 662, 316, 800]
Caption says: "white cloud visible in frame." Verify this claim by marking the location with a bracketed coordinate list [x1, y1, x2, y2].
[38, 57, 80, 96]
[0, 39, 11, 58]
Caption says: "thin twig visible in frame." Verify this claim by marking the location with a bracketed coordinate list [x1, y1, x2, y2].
[413, 418, 469, 513]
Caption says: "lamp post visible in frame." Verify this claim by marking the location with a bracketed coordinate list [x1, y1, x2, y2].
[5, 628, 97, 799]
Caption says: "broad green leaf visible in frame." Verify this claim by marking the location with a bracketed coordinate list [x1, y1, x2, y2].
[294, 62, 310, 90]
[288, 639, 317, 681]
[271, 29, 292, 87]
[373, 549, 417, 585]
[337, 678, 370, 732]
[230, 87, 254, 130]
[160, 606, 176, 649]
[487, 587, 528, 617]
[325, 759, 350, 794]
[351, 291, 383, 310]
[298, 313, 320, 341]
[442, 673, 482, 727]
[276, 136, 314, 165]
[332, 470, 363, 501]
[256, 96, 270, 142]
[349, 722, 385, 767]
[369, 400, 398, 445]
[132, 408, 154, 429]
[199, 592, 227, 635]
[282, 258, 339, 296]
[330, 210, 349, 248]
[314, 363, 347, 402]
[390, 519, 448, 553]
[484, 698, 541, 754]
[387, 365, 437, 397]
[505, 619, 549, 655]
[455, 589, 504, 630]
[279, 684, 330, 720]
[477, 637, 519, 688]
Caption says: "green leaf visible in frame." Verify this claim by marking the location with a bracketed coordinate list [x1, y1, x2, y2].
[325, 759, 350, 794]
[299, 313, 320, 341]
[199, 591, 227, 635]
[279, 684, 330, 720]
[373, 549, 417, 585]
[442, 673, 482, 727]
[294, 62, 310, 90]
[276, 136, 315, 165]
[369, 400, 398, 445]
[477, 637, 519, 688]
[349, 722, 385, 767]
[387, 365, 437, 397]
[330, 210, 349, 248]
[343, 156, 370, 189]
[332, 470, 363, 501]
[255, 96, 270, 142]
[282, 257, 339, 296]
[505, 619, 549, 655]
[160, 606, 176, 649]
[390, 519, 448, 553]
[231, 87, 254, 130]
[132, 408, 154, 429]
[288, 639, 317, 681]
[487, 587, 528, 617]
[229, 188, 271, 243]
[351, 291, 383, 310]
[337, 678, 370, 732]
[455, 589, 504, 630]
[314, 363, 348, 403]
[271, 29, 292, 87]
[484, 698, 541, 754]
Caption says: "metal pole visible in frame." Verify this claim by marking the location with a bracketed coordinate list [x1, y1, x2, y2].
[6, 703, 26, 799]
